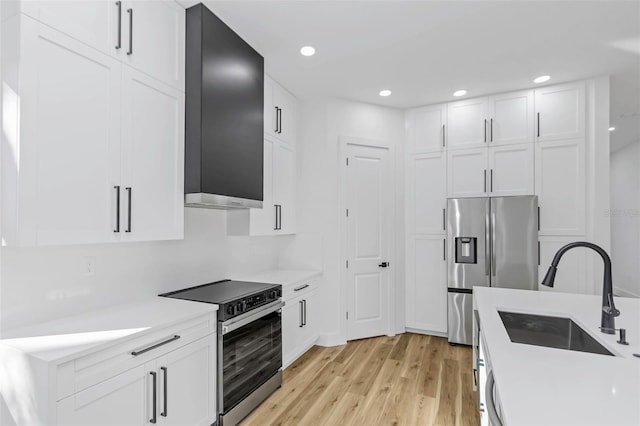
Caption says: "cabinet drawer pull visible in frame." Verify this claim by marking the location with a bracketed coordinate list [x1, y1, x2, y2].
[294, 284, 309, 292]
[114, 185, 120, 233]
[131, 335, 180, 356]
[115, 1, 122, 50]
[126, 8, 133, 55]
[150, 371, 157, 424]
[160, 366, 168, 417]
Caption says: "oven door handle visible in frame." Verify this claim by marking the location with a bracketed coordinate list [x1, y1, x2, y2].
[220, 300, 284, 335]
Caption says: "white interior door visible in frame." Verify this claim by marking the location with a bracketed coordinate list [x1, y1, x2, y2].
[346, 143, 392, 341]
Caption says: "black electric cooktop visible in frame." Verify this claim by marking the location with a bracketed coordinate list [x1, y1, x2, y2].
[160, 279, 282, 321]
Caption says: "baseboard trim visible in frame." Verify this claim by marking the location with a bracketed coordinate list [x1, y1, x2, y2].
[316, 332, 346, 347]
[405, 327, 448, 338]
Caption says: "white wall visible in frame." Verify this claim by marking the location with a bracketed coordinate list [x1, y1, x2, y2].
[610, 140, 640, 297]
[0, 208, 292, 331]
[297, 97, 405, 346]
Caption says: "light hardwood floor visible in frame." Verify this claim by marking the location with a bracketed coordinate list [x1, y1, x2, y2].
[241, 333, 480, 426]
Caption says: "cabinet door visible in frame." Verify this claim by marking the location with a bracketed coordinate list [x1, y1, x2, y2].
[405, 236, 447, 332]
[535, 139, 585, 235]
[299, 291, 318, 351]
[121, 66, 184, 242]
[15, 18, 122, 246]
[264, 77, 276, 136]
[535, 82, 585, 142]
[273, 86, 297, 146]
[57, 365, 147, 426]
[282, 296, 302, 368]
[249, 138, 276, 235]
[158, 335, 217, 426]
[406, 104, 447, 153]
[274, 142, 296, 234]
[539, 237, 588, 294]
[489, 90, 534, 146]
[407, 152, 446, 234]
[21, 0, 119, 57]
[447, 97, 489, 149]
[488, 144, 534, 196]
[447, 147, 488, 198]
[122, 0, 185, 90]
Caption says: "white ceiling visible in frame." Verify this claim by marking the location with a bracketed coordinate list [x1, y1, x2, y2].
[192, 0, 640, 150]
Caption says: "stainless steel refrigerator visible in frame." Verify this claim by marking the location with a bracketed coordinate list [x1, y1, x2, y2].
[447, 196, 538, 345]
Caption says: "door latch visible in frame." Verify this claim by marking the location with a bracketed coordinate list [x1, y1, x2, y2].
[378, 262, 389, 268]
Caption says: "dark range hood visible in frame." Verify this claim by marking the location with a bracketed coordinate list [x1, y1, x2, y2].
[184, 4, 264, 209]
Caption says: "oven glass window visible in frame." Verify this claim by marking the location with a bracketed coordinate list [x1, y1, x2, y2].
[222, 310, 282, 411]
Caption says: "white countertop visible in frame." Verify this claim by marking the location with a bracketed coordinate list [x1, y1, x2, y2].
[232, 269, 322, 288]
[475, 287, 640, 426]
[0, 297, 218, 365]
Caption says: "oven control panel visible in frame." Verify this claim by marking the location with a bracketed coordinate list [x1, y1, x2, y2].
[221, 286, 282, 321]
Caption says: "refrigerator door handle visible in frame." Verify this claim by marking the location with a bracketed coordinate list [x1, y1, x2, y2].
[491, 212, 497, 277]
[485, 212, 491, 277]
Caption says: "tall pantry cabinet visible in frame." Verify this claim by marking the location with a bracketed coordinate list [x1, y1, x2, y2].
[1, 1, 185, 246]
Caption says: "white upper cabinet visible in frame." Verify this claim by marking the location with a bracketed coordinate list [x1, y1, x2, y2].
[121, 0, 185, 90]
[447, 147, 488, 198]
[17, 0, 185, 90]
[407, 152, 446, 235]
[447, 97, 489, 150]
[488, 90, 534, 145]
[406, 104, 447, 153]
[535, 81, 585, 142]
[264, 75, 297, 146]
[274, 142, 296, 234]
[487, 144, 534, 196]
[535, 138, 586, 235]
[121, 66, 184, 242]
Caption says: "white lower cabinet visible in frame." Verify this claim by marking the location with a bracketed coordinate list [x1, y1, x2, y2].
[57, 334, 216, 426]
[282, 282, 318, 368]
[405, 235, 447, 333]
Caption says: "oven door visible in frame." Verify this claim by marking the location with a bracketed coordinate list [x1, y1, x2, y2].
[218, 300, 283, 415]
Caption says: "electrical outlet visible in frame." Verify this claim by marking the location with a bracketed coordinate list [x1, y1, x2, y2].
[84, 256, 96, 276]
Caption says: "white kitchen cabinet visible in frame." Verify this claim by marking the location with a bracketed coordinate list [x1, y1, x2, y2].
[488, 90, 534, 146]
[487, 144, 534, 196]
[447, 147, 488, 198]
[282, 281, 318, 368]
[264, 75, 297, 146]
[228, 137, 296, 236]
[407, 151, 446, 235]
[1, 14, 184, 246]
[405, 235, 447, 333]
[121, 65, 184, 242]
[535, 138, 586, 235]
[57, 364, 148, 426]
[447, 97, 489, 150]
[15, 0, 185, 91]
[535, 81, 585, 142]
[406, 104, 447, 153]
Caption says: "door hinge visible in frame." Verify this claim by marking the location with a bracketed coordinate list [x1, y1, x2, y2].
[346, 208, 349, 217]
[346, 157, 349, 166]
[346, 260, 349, 268]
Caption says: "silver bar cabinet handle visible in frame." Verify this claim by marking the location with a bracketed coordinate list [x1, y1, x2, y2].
[442, 124, 445, 147]
[299, 300, 304, 327]
[443, 208, 446, 231]
[484, 119, 487, 142]
[490, 118, 493, 142]
[443, 238, 446, 261]
[115, 1, 122, 50]
[490, 169, 494, 193]
[483, 169, 487, 193]
[537, 112, 540, 137]
[131, 335, 180, 356]
[113, 185, 120, 233]
[274, 106, 279, 133]
[294, 284, 309, 292]
[274, 204, 278, 230]
[150, 371, 157, 424]
[125, 187, 132, 232]
[303, 299, 307, 326]
[160, 366, 168, 417]
[126, 8, 133, 55]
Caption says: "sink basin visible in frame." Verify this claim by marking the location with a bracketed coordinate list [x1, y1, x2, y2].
[498, 311, 614, 356]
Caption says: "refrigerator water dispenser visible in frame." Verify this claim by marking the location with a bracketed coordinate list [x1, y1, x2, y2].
[455, 237, 477, 264]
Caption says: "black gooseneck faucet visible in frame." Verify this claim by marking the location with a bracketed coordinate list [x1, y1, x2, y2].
[541, 241, 620, 334]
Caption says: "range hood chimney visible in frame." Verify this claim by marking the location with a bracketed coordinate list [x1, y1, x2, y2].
[184, 4, 264, 209]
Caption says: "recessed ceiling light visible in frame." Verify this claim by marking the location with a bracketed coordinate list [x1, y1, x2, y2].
[453, 90, 467, 97]
[379, 89, 392, 97]
[609, 126, 616, 132]
[534, 75, 551, 84]
[300, 46, 315, 57]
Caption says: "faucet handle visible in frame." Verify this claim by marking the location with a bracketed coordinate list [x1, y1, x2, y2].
[603, 294, 621, 317]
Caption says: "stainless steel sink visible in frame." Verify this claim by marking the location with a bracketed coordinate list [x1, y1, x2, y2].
[498, 311, 614, 356]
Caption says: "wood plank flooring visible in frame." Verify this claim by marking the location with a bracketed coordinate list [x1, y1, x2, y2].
[241, 333, 480, 426]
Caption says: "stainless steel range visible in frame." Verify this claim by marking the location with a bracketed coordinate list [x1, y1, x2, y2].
[160, 279, 283, 426]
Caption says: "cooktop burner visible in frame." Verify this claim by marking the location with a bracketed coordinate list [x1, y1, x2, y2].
[160, 279, 282, 321]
